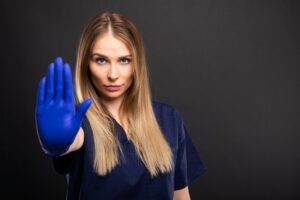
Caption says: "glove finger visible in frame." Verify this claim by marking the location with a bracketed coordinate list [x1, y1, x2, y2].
[75, 98, 93, 122]
[37, 76, 46, 108]
[63, 63, 75, 104]
[45, 63, 54, 102]
[54, 57, 64, 101]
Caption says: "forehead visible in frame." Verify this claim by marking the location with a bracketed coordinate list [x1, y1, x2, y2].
[91, 33, 131, 57]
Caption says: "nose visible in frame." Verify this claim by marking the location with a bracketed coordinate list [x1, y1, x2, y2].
[107, 63, 119, 81]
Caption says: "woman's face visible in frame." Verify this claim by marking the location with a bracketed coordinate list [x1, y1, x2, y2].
[89, 33, 134, 102]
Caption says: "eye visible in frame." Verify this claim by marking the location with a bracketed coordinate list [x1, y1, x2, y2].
[95, 57, 107, 65]
[120, 58, 131, 65]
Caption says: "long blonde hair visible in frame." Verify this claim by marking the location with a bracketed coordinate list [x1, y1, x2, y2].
[74, 12, 173, 177]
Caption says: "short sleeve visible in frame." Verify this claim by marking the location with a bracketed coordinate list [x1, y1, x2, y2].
[174, 115, 207, 190]
[52, 146, 83, 175]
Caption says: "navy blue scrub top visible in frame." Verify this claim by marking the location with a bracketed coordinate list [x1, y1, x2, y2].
[53, 100, 206, 200]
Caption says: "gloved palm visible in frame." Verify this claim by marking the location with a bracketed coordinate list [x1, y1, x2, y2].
[35, 57, 93, 156]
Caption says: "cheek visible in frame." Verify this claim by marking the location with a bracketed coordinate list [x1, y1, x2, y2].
[123, 67, 134, 84]
[89, 65, 106, 84]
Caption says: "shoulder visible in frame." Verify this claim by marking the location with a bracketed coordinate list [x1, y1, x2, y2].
[152, 100, 175, 111]
[151, 100, 184, 126]
[152, 100, 178, 115]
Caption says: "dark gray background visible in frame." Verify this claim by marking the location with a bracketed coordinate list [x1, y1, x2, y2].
[1, 0, 299, 199]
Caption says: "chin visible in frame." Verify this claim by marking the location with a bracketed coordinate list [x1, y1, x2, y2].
[102, 91, 126, 101]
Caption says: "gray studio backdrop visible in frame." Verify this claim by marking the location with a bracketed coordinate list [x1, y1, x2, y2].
[1, 0, 299, 199]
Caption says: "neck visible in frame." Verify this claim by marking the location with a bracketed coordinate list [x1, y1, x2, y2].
[102, 96, 124, 123]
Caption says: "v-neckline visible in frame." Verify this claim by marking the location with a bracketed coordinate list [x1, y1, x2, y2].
[110, 117, 130, 143]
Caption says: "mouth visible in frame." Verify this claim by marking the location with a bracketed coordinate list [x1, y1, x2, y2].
[106, 84, 122, 87]
[105, 84, 122, 92]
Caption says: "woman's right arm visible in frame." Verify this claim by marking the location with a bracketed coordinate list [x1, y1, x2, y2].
[60, 127, 84, 156]
[35, 57, 92, 157]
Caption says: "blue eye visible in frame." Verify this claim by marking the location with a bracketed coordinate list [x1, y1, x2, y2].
[120, 58, 131, 65]
[96, 58, 107, 65]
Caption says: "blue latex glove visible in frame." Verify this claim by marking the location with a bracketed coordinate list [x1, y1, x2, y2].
[35, 57, 93, 157]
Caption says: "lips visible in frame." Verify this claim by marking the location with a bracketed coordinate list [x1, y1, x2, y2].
[105, 85, 122, 92]
[106, 85, 122, 87]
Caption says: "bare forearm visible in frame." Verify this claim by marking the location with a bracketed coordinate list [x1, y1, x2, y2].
[60, 127, 84, 156]
[173, 186, 191, 200]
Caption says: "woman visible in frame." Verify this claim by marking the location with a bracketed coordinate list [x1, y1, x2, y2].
[35, 12, 206, 200]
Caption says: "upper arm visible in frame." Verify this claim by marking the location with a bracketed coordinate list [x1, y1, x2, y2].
[173, 110, 207, 190]
[173, 186, 190, 200]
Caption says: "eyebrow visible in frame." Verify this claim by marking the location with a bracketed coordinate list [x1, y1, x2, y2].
[91, 53, 132, 59]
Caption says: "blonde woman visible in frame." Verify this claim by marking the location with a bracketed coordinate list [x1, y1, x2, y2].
[35, 12, 206, 200]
